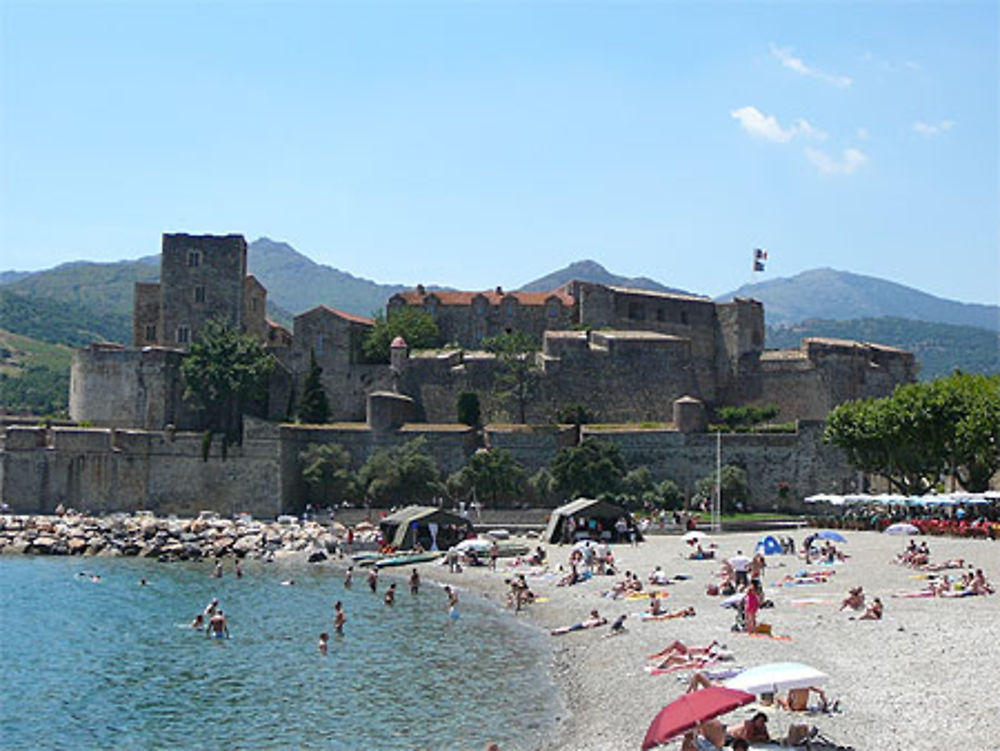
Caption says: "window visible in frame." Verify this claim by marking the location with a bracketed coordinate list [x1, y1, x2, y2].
[680, 312, 689, 325]
[177, 325, 190, 344]
[547, 301, 560, 319]
[628, 302, 645, 321]
[656, 308, 666, 322]
[187, 250, 201, 268]
[144, 324, 156, 341]
[194, 285, 206, 303]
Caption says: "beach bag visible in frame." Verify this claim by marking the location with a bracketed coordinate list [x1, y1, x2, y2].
[755, 622, 772, 635]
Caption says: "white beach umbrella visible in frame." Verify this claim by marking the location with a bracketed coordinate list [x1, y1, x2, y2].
[683, 531, 708, 543]
[724, 662, 828, 695]
[884, 523, 920, 536]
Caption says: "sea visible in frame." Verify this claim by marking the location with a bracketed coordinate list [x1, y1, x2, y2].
[0, 556, 562, 751]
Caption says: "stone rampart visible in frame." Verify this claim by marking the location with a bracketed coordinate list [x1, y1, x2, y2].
[485, 425, 577, 472]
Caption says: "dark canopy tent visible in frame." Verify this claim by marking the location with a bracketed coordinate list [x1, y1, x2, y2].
[379, 506, 474, 551]
[544, 498, 643, 544]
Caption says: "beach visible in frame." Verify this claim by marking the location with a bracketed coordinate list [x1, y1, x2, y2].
[422, 529, 999, 750]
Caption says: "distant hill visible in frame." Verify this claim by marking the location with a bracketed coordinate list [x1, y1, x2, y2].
[719, 268, 999, 331]
[767, 317, 1000, 380]
[0, 288, 131, 347]
[247, 237, 407, 318]
[519, 259, 695, 296]
[0, 328, 73, 415]
[0, 270, 32, 285]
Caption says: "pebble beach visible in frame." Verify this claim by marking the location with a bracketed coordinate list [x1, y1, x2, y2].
[425, 529, 999, 751]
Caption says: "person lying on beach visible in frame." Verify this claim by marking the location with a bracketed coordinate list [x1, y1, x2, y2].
[648, 639, 722, 660]
[602, 614, 628, 638]
[689, 544, 714, 560]
[728, 712, 771, 744]
[557, 564, 584, 587]
[778, 686, 829, 712]
[839, 586, 865, 611]
[550, 609, 607, 636]
[917, 558, 965, 571]
[644, 605, 696, 621]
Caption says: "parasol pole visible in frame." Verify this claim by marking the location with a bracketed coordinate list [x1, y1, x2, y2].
[713, 430, 722, 533]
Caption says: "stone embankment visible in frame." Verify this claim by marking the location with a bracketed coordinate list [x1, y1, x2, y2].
[0, 514, 354, 562]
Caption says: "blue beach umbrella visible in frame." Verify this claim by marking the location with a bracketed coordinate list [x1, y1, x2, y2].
[814, 530, 847, 543]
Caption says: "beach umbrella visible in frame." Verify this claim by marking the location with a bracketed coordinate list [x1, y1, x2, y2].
[884, 523, 919, 536]
[641, 686, 755, 750]
[724, 662, 828, 695]
[683, 531, 708, 543]
[814, 530, 847, 543]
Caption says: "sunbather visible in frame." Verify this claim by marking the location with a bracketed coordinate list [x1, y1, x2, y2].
[550, 609, 607, 636]
[839, 586, 865, 611]
[778, 686, 829, 712]
[857, 597, 883, 620]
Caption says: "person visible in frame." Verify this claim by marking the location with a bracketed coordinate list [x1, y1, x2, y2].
[139, 578, 148, 586]
[647, 594, 665, 616]
[550, 609, 607, 636]
[384, 582, 396, 606]
[730, 740, 749, 751]
[778, 686, 829, 712]
[728, 712, 770, 743]
[234, 560, 243, 579]
[203, 598, 219, 617]
[409, 568, 420, 595]
[189, 613, 205, 629]
[206, 610, 230, 639]
[858, 597, 883, 620]
[346, 527, 354, 554]
[318, 632, 329, 655]
[367, 568, 378, 593]
[280, 579, 296, 586]
[333, 600, 346, 635]
[489, 541, 499, 571]
[729, 551, 750, 588]
[344, 566, 353, 588]
[744, 579, 761, 633]
[444, 585, 460, 619]
[604, 613, 628, 637]
[839, 586, 865, 611]
[211, 560, 223, 578]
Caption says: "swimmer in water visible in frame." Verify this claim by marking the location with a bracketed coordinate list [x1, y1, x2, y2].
[139, 578, 148, 586]
[190, 613, 205, 629]
[344, 566, 353, 587]
[333, 601, 346, 635]
[280, 580, 296, 586]
[384, 582, 396, 606]
[318, 632, 329, 655]
[203, 598, 219, 617]
[206, 610, 230, 639]
[367, 568, 378, 593]
[444, 585, 459, 618]
[211, 560, 223, 579]
[90, 574, 101, 583]
[235, 561, 243, 579]
[409, 568, 420, 595]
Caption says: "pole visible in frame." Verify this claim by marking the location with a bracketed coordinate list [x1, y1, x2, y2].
[714, 431, 722, 533]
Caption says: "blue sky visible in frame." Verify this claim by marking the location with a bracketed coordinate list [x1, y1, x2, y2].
[1, 1, 997, 304]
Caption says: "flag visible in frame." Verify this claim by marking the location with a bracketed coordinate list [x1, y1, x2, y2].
[753, 260, 765, 272]
[754, 248, 768, 260]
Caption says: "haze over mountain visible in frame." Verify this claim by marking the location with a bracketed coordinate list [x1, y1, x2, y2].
[518, 259, 694, 296]
[719, 268, 999, 331]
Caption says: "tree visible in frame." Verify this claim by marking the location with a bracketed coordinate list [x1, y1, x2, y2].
[180, 319, 275, 443]
[456, 391, 481, 427]
[297, 349, 330, 424]
[528, 467, 556, 504]
[484, 331, 541, 424]
[551, 437, 627, 499]
[656, 479, 683, 510]
[622, 466, 654, 497]
[300, 443, 358, 505]
[715, 404, 780, 431]
[824, 373, 1000, 493]
[695, 465, 750, 513]
[455, 448, 526, 507]
[362, 308, 440, 363]
[357, 437, 441, 506]
[557, 404, 594, 426]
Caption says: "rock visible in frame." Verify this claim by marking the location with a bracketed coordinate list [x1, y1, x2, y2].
[68, 537, 88, 554]
[307, 549, 328, 563]
[31, 535, 59, 553]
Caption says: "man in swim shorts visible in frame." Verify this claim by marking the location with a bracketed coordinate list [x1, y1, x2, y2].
[206, 610, 229, 639]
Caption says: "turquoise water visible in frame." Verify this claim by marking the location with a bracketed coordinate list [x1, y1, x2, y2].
[0, 557, 561, 750]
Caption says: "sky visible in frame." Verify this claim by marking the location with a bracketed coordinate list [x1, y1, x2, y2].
[1, 1, 997, 304]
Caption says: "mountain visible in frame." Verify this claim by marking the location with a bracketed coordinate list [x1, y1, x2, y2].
[519, 259, 695, 296]
[247, 237, 407, 319]
[0, 288, 132, 347]
[719, 268, 1000, 330]
[766, 317, 1000, 380]
[0, 270, 32, 286]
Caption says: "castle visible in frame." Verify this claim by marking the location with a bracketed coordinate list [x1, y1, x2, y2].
[0, 232, 919, 516]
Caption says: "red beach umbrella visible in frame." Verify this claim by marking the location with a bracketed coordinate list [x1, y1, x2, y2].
[641, 687, 755, 750]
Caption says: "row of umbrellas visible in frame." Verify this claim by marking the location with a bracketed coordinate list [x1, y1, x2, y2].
[643, 663, 829, 749]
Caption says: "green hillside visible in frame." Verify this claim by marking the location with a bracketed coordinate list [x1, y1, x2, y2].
[0, 329, 73, 415]
[767, 317, 1000, 380]
[1, 288, 131, 346]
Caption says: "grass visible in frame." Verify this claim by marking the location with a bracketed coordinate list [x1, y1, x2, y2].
[719, 512, 802, 523]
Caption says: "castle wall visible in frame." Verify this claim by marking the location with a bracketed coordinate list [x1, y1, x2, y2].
[69, 345, 197, 430]
[159, 233, 247, 348]
[1, 424, 281, 518]
[485, 425, 578, 473]
[133, 282, 161, 346]
[243, 275, 268, 341]
[714, 299, 765, 404]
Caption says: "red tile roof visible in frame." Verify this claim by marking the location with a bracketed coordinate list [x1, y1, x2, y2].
[397, 287, 574, 307]
[303, 306, 375, 326]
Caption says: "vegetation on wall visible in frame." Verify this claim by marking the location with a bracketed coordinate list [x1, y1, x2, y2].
[300, 442, 358, 505]
[550, 437, 627, 500]
[456, 391, 481, 427]
[361, 308, 440, 363]
[448, 448, 526, 507]
[357, 437, 441, 506]
[484, 331, 541, 424]
[297, 349, 330, 424]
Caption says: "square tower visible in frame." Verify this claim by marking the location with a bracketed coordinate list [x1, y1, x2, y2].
[159, 233, 247, 348]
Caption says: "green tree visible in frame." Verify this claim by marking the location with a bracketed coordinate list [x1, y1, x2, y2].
[300, 443, 358, 505]
[551, 437, 627, 499]
[715, 404, 780, 431]
[180, 319, 275, 443]
[484, 331, 540, 424]
[622, 466, 654, 497]
[357, 437, 441, 506]
[528, 467, 556, 503]
[362, 308, 440, 363]
[695, 465, 750, 513]
[947, 373, 1000, 491]
[656, 478, 683, 510]
[297, 349, 330, 424]
[455, 448, 526, 507]
[456, 391, 481, 427]
[557, 404, 594, 426]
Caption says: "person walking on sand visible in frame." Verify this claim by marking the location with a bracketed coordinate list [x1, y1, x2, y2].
[334, 600, 346, 635]
[409, 568, 420, 595]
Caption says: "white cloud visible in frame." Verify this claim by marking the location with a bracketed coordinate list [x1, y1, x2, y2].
[912, 119, 955, 137]
[730, 106, 827, 143]
[861, 51, 922, 73]
[805, 147, 869, 176]
[771, 43, 852, 88]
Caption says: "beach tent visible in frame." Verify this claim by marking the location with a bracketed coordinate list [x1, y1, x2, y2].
[379, 506, 474, 551]
[756, 535, 782, 555]
[544, 498, 643, 544]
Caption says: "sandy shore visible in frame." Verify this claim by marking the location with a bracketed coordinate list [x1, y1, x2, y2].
[421, 529, 999, 751]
